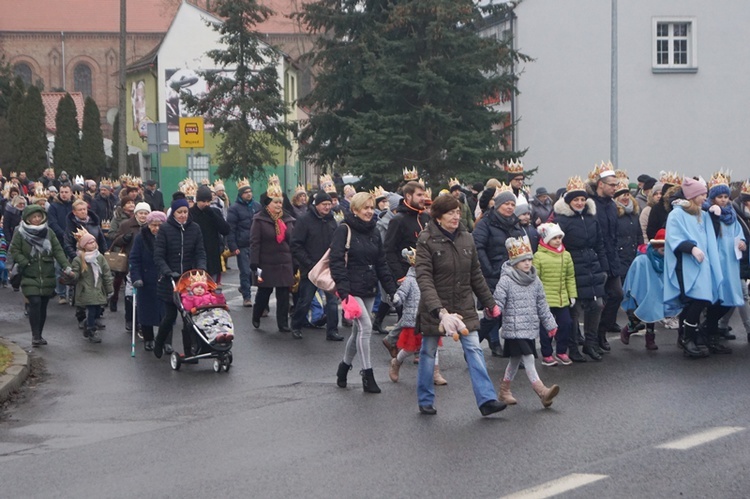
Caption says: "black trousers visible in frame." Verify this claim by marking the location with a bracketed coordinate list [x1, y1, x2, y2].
[27, 295, 51, 338]
[156, 301, 189, 354]
[253, 287, 290, 329]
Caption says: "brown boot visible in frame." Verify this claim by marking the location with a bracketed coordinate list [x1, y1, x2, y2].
[388, 358, 401, 383]
[532, 380, 559, 408]
[433, 366, 447, 386]
[645, 332, 658, 350]
[499, 379, 517, 405]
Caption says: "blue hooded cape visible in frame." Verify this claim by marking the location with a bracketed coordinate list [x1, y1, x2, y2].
[711, 212, 745, 307]
[622, 250, 681, 322]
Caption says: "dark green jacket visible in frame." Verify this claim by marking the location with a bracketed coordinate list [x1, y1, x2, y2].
[72, 253, 114, 306]
[9, 223, 70, 297]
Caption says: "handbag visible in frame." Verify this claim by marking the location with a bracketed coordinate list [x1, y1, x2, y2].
[104, 251, 129, 273]
[308, 224, 351, 293]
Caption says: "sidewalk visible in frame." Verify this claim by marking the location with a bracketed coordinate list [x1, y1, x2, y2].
[0, 338, 30, 404]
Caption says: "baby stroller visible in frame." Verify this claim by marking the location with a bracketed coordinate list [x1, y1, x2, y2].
[170, 270, 234, 373]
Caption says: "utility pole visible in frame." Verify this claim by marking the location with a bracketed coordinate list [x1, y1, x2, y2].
[610, 0, 618, 165]
[118, 0, 127, 175]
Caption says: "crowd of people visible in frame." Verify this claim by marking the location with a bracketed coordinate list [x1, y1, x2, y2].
[1, 161, 749, 417]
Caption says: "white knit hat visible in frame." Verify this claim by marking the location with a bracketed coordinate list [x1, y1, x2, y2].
[538, 223, 565, 244]
[134, 202, 151, 214]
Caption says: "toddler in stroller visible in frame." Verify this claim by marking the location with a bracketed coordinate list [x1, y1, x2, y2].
[179, 271, 233, 343]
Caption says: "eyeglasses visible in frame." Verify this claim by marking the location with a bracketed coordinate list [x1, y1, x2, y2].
[602, 181, 619, 187]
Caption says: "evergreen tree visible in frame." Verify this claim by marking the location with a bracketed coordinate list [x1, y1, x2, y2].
[297, 0, 530, 186]
[6, 79, 25, 168]
[17, 85, 48, 178]
[181, 0, 293, 180]
[80, 97, 106, 178]
[53, 93, 81, 175]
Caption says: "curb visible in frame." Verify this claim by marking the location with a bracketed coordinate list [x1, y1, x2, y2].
[0, 338, 30, 404]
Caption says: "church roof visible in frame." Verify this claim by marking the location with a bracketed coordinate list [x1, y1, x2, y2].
[41, 92, 85, 133]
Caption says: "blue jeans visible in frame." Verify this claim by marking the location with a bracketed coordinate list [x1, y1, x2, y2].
[236, 247, 252, 300]
[417, 331, 497, 408]
[85, 305, 102, 330]
[291, 276, 339, 333]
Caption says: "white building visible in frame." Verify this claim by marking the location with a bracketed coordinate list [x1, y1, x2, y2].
[485, 0, 750, 189]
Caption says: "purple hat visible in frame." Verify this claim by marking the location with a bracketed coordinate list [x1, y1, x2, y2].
[681, 177, 707, 200]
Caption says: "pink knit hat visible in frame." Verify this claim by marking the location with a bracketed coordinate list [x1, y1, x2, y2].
[681, 177, 707, 200]
[77, 233, 96, 250]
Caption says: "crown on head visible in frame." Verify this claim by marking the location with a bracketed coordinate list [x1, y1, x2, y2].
[401, 247, 417, 266]
[74, 175, 85, 185]
[448, 177, 460, 188]
[213, 179, 225, 192]
[504, 159, 524, 175]
[126, 176, 142, 188]
[99, 177, 113, 189]
[266, 174, 283, 199]
[496, 182, 513, 194]
[72, 190, 85, 201]
[589, 161, 615, 182]
[188, 270, 208, 287]
[320, 174, 336, 194]
[424, 187, 432, 200]
[236, 178, 250, 189]
[506, 236, 533, 262]
[371, 186, 386, 200]
[417, 178, 426, 188]
[119, 173, 130, 182]
[9, 171, 17, 179]
[615, 179, 630, 194]
[615, 169, 629, 180]
[200, 178, 210, 186]
[101, 219, 111, 231]
[566, 175, 587, 193]
[73, 227, 91, 242]
[403, 167, 419, 181]
[741, 180, 750, 196]
[659, 170, 683, 186]
[180, 178, 198, 198]
[708, 170, 731, 190]
[294, 184, 306, 196]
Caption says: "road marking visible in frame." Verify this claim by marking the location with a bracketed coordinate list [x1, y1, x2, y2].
[501, 473, 608, 499]
[656, 426, 745, 450]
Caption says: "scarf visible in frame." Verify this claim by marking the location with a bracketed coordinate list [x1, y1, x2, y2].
[539, 239, 565, 254]
[75, 215, 90, 225]
[718, 204, 737, 226]
[18, 221, 51, 256]
[403, 201, 425, 233]
[507, 262, 537, 286]
[647, 245, 664, 275]
[616, 199, 634, 214]
[266, 207, 287, 244]
[84, 249, 102, 287]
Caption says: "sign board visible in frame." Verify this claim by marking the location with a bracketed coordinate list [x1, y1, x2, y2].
[147, 122, 169, 154]
[179, 116, 205, 148]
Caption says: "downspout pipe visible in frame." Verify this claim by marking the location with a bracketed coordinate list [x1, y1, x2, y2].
[61, 31, 66, 89]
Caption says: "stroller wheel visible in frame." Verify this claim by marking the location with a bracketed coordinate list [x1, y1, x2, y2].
[228, 352, 233, 364]
[213, 359, 222, 373]
[170, 352, 181, 371]
[222, 357, 232, 372]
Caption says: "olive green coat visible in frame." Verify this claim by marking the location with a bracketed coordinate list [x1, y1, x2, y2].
[71, 253, 114, 306]
[9, 224, 70, 298]
[416, 222, 495, 336]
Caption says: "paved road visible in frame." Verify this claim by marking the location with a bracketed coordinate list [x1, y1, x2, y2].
[1, 269, 750, 498]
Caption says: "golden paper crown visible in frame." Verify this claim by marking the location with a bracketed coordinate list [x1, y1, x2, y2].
[401, 247, 417, 266]
[126, 176, 142, 188]
[403, 167, 419, 181]
[74, 175, 85, 185]
[566, 175, 587, 193]
[266, 174, 283, 199]
[236, 178, 250, 190]
[496, 182, 513, 194]
[320, 174, 336, 194]
[213, 179, 225, 192]
[99, 177, 113, 189]
[188, 270, 208, 287]
[614, 179, 630, 194]
[448, 177, 460, 188]
[294, 184, 306, 196]
[200, 178, 210, 186]
[615, 169, 629, 180]
[741, 180, 750, 196]
[417, 178, 426, 188]
[589, 161, 615, 182]
[73, 227, 91, 242]
[506, 236, 533, 262]
[101, 219, 111, 231]
[659, 171, 683, 186]
[73, 190, 85, 201]
[424, 187, 432, 200]
[504, 159, 524, 175]
[180, 178, 198, 198]
[9, 171, 17, 179]
[119, 173, 130, 182]
[708, 171, 731, 190]
[371, 186, 386, 200]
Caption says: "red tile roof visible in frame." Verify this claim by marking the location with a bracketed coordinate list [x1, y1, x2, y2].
[0, 0, 179, 33]
[257, 0, 314, 34]
[42, 92, 85, 133]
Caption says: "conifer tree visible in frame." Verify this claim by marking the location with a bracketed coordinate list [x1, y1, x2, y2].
[53, 93, 81, 174]
[18, 85, 49, 178]
[80, 97, 106, 178]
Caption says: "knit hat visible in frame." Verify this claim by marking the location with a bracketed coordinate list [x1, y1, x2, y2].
[387, 192, 402, 212]
[449, 184, 462, 193]
[237, 185, 252, 197]
[681, 177, 707, 200]
[472, 182, 484, 193]
[48, 185, 58, 193]
[708, 184, 731, 199]
[707, 171, 731, 200]
[478, 188, 496, 211]
[171, 198, 189, 212]
[312, 190, 332, 206]
[493, 185, 516, 208]
[650, 228, 666, 247]
[146, 211, 167, 224]
[538, 223, 565, 244]
[535, 187, 548, 197]
[643, 177, 657, 191]
[506, 236, 533, 265]
[563, 176, 588, 204]
[134, 202, 151, 214]
[514, 203, 530, 216]
[77, 232, 96, 250]
[196, 185, 213, 202]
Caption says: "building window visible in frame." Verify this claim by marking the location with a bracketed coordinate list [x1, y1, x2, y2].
[74, 63, 92, 97]
[652, 18, 697, 73]
[188, 154, 211, 185]
[14, 63, 32, 86]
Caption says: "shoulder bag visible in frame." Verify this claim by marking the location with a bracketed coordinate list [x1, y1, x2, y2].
[308, 224, 351, 293]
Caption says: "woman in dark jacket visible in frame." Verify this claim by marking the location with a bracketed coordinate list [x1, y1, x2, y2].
[472, 188, 524, 355]
[553, 178, 607, 362]
[9, 205, 72, 346]
[414, 195, 505, 417]
[3, 194, 26, 245]
[249, 183, 296, 332]
[152, 199, 207, 359]
[111, 202, 151, 323]
[332, 192, 397, 394]
[128, 210, 166, 351]
[613, 184, 641, 279]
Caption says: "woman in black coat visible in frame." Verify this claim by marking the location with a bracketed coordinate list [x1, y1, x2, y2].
[129, 211, 167, 351]
[553, 183, 607, 362]
[250, 188, 296, 332]
[152, 199, 206, 359]
[331, 192, 397, 394]
[613, 186, 641, 279]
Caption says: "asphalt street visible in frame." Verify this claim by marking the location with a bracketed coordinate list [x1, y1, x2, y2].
[1, 268, 750, 498]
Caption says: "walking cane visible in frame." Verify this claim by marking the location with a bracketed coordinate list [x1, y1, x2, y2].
[131, 286, 136, 358]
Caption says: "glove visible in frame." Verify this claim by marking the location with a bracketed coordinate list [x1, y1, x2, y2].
[708, 205, 721, 216]
[341, 295, 362, 320]
[570, 298, 576, 307]
[485, 305, 501, 318]
[438, 309, 469, 341]
[548, 328, 558, 338]
[691, 247, 705, 263]
[250, 264, 258, 273]
[123, 233, 133, 244]
[132, 280, 144, 288]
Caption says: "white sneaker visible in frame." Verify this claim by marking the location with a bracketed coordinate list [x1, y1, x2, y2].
[662, 317, 679, 330]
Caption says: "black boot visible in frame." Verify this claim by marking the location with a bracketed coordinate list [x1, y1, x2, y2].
[682, 322, 709, 358]
[707, 334, 732, 354]
[582, 342, 602, 361]
[336, 362, 351, 388]
[372, 305, 390, 334]
[109, 297, 117, 312]
[360, 368, 381, 393]
[489, 341, 504, 357]
[568, 346, 587, 363]
[124, 296, 133, 332]
[598, 332, 611, 352]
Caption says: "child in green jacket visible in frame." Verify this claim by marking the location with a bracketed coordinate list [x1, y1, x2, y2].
[72, 230, 114, 343]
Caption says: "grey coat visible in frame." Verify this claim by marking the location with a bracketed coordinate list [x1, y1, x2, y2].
[392, 267, 418, 328]
[493, 261, 557, 340]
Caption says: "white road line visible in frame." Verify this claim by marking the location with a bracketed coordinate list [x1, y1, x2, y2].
[501, 473, 608, 499]
[656, 426, 745, 450]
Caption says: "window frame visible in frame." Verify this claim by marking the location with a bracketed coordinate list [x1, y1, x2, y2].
[652, 17, 698, 73]
[73, 62, 93, 98]
[13, 63, 33, 86]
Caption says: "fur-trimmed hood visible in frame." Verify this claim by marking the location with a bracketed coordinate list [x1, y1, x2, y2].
[553, 197, 596, 217]
[615, 197, 640, 217]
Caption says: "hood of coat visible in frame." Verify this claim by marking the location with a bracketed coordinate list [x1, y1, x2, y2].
[553, 197, 596, 217]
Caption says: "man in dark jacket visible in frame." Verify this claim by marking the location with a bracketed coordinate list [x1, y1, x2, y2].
[588, 169, 622, 345]
[92, 183, 117, 230]
[190, 186, 230, 282]
[227, 184, 262, 305]
[530, 187, 553, 227]
[143, 179, 165, 212]
[47, 184, 75, 302]
[290, 191, 342, 341]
